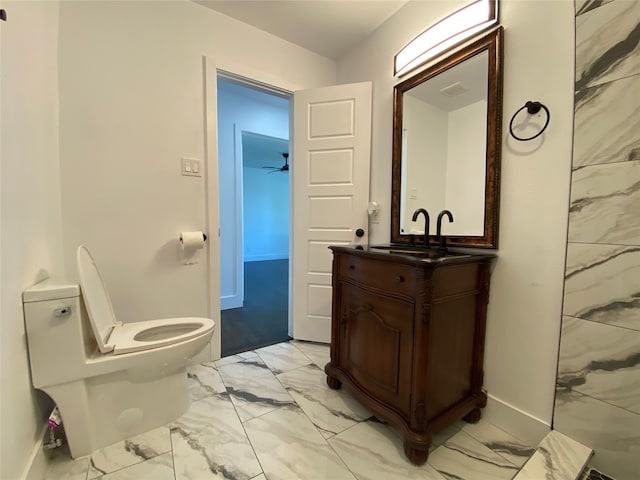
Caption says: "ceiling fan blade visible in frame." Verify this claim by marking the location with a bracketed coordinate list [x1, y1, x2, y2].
[263, 153, 290, 173]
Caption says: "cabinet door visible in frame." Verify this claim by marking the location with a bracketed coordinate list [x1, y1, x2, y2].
[339, 282, 414, 417]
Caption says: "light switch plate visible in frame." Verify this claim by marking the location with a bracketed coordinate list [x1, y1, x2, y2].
[182, 157, 202, 177]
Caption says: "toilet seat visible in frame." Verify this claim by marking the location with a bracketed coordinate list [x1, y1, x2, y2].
[77, 245, 214, 355]
[106, 317, 213, 354]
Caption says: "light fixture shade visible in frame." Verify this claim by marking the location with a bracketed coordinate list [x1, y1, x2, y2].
[394, 0, 498, 77]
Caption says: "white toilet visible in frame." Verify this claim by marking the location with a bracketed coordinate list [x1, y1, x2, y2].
[23, 245, 215, 458]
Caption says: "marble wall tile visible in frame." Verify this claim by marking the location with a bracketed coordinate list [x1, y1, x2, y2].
[217, 357, 294, 422]
[558, 316, 640, 414]
[87, 426, 171, 478]
[576, 0, 614, 17]
[276, 364, 372, 438]
[427, 430, 520, 480]
[554, 389, 640, 480]
[171, 394, 262, 480]
[243, 404, 357, 480]
[576, 1, 640, 89]
[574, 74, 640, 168]
[558, 1, 640, 475]
[567, 160, 640, 245]
[563, 243, 640, 330]
[329, 420, 447, 480]
[514, 430, 592, 480]
[97, 453, 174, 480]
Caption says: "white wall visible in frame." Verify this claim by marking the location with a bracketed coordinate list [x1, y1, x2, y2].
[57, 0, 335, 341]
[243, 167, 290, 261]
[338, 0, 574, 439]
[0, 2, 64, 478]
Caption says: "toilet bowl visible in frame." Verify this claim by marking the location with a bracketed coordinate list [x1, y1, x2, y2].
[22, 246, 215, 458]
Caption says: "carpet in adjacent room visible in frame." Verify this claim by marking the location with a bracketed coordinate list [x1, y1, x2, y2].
[221, 259, 290, 356]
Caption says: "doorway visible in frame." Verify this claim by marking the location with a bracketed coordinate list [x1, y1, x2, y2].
[216, 75, 292, 356]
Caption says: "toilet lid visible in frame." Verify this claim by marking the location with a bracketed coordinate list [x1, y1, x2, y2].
[77, 246, 119, 353]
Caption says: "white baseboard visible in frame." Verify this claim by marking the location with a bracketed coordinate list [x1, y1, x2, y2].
[220, 295, 242, 310]
[244, 254, 288, 262]
[22, 424, 48, 480]
[483, 393, 551, 447]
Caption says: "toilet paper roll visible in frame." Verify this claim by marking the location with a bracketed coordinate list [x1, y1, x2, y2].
[180, 231, 205, 249]
[179, 231, 206, 264]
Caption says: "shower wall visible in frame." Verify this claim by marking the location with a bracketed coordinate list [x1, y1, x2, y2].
[553, 2, 640, 479]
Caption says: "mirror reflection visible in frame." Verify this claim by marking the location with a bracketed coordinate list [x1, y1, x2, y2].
[400, 50, 488, 237]
[391, 27, 503, 248]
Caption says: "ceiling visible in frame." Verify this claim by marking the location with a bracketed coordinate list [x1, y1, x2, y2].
[242, 132, 289, 171]
[195, 1, 409, 59]
[407, 50, 488, 112]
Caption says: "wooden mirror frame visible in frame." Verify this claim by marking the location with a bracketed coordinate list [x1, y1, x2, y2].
[391, 27, 503, 249]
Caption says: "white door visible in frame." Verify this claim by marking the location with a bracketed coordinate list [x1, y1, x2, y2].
[291, 82, 372, 342]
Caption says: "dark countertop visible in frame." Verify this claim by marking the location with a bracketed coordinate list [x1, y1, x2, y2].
[330, 244, 497, 266]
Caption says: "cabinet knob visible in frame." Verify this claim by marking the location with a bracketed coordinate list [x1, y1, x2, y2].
[394, 275, 404, 283]
[349, 265, 355, 270]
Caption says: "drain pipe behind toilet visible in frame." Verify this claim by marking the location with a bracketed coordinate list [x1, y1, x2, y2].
[43, 407, 64, 450]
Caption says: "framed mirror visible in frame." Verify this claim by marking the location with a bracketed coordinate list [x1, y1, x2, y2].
[391, 27, 503, 248]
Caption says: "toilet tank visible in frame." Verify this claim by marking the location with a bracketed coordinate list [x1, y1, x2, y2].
[23, 279, 95, 388]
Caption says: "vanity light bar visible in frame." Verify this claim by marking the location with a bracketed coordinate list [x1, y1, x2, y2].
[394, 0, 498, 77]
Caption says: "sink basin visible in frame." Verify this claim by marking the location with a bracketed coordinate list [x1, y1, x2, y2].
[368, 244, 471, 262]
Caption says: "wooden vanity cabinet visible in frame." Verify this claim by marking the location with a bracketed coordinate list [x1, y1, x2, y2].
[325, 246, 494, 464]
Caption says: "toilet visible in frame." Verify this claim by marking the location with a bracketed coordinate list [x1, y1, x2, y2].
[22, 245, 215, 458]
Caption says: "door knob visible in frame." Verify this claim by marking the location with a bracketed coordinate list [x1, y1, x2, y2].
[355, 228, 365, 237]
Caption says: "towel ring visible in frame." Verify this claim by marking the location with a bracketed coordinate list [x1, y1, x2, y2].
[509, 101, 550, 141]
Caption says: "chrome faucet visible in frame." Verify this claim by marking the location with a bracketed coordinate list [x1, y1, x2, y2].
[411, 208, 430, 248]
[436, 210, 454, 252]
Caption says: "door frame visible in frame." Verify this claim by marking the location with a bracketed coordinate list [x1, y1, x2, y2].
[206, 63, 295, 342]
[203, 56, 222, 361]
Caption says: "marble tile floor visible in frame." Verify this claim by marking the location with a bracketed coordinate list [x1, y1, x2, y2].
[45, 340, 548, 480]
[581, 469, 616, 480]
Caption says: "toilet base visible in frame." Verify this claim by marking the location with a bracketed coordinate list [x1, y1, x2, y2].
[43, 366, 190, 458]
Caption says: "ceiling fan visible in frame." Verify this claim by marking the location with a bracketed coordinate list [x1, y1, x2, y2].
[262, 153, 289, 173]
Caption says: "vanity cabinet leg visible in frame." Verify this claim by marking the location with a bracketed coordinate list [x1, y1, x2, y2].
[463, 407, 482, 424]
[403, 442, 429, 465]
[326, 375, 342, 390]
